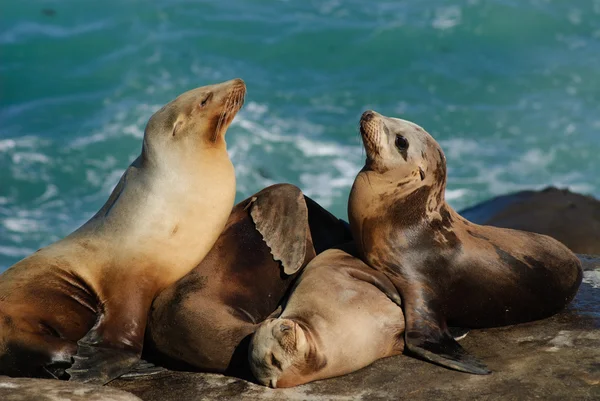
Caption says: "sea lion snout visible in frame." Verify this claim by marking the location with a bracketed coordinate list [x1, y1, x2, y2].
[359, 110, 382, 134]
[360, 110, 377, 122]
[273, 319, 299, 351]
[359, 110, 384, 157]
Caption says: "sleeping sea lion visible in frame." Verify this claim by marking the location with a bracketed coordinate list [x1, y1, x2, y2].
[0, 78, 245, 384]
[248, 244, 405, 388]
[348, 110, 583, 375]
[145, 184, 352, 377]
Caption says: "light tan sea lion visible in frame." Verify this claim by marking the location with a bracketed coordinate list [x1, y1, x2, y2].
[0, 78, 245, 384]
[145, 184, 352, 377]
[248, 244, 405, 388]
[348, 110, 583, 375]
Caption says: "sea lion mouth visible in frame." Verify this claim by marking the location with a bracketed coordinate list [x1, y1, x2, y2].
[211, 80, 246, 142]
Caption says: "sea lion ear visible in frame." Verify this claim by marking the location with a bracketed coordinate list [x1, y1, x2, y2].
[250, 184, 309, 275]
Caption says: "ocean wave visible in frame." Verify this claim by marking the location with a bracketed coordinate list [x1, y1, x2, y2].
[583, 270, 600, 289]
[0, 20, 111, 44]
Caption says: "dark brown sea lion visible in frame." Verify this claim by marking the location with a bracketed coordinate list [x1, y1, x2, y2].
[459, 187, 600, 254]
[145, 184, 352, 376]
[248, 243, 405, 388]
[0, 78, 246, 384]
[348, 110, 583, 375]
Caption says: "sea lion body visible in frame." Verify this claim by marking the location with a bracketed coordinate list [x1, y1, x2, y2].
[348, 110, 583, 374]
[248, 245, 404, 388]
[0, 79, 246, 383]
[146, 184, 352, 375]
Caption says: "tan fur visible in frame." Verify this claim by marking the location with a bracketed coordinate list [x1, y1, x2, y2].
[0, 78, 245, 381]
[248, 247, 404, 388]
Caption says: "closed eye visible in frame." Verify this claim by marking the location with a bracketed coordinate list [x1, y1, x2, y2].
[172, 121, 183, 137]
[199, 92, 213, 108]
[270, 353, 282, 370]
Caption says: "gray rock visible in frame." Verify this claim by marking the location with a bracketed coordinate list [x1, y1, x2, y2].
[459, 187, 600, 254]
[0, 376, 141, 401]
[109, 256, 600, 401]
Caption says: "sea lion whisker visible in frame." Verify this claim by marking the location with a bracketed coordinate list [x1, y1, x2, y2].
[211, 88, 237, 142]
[211, 97, 228, 143]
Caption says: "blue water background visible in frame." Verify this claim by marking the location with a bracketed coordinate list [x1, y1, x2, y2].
[1, 0, 599, 271]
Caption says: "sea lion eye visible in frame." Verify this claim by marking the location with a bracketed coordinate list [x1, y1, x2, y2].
[395, 135, 409, 151]
[199, 93, 213, 108]
[270, 353, 282, 370]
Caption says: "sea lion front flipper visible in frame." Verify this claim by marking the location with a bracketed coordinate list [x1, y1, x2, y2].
[66, 293, 149, 384]
[405, 331, 490, 375]
[119, 359, 166, 378]
[250, 184, 311, 275]
[345, 266, 402, 306]
[402, 292, 490, 375]
[66, 342, 139, 384]
[448, 327, 470, 341]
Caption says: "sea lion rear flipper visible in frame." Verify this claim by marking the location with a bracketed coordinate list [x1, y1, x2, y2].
[250, 184, 311, 275]
[66, 342, 139, 384]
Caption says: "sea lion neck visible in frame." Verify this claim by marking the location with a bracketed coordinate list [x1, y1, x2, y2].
[349, 167, 443, 228]
[349, 166, 448, 265]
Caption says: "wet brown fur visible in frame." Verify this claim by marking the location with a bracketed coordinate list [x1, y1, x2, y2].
[348, 110, 583, 371]
[145, 184, 353, 376]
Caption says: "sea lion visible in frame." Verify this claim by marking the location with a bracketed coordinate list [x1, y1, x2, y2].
[145, 184, 353, 376]
[248, 244, 405, 388]
[0, 78, 246, 384]
[348, 110, 583, 375]
[459, 187, 600, 255]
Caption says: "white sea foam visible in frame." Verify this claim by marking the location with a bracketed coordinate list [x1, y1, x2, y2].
[583, 270, 600, 289]
[432, 6, 462, 30]
[0, 20, 111, 44]
[229, 103, 364, 212]
[0, 246, 35, 258]
[0, 136, 46, 152]
[35, 184, 59, 204]
[11, 152, 50, 164]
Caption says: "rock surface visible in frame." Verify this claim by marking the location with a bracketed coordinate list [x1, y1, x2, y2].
[0, 376, 142, 401]
[459, 187, 600, 254]
[108, 255, 600, 401]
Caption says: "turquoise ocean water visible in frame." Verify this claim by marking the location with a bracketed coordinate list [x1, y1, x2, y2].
[1, 0, 599, 271]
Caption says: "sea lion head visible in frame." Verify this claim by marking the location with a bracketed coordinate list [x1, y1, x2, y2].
[358, 110, 446, 187]
[141, 78, 246, 166]
[349, 110, 450, 256]
[249, 318, 316, 388]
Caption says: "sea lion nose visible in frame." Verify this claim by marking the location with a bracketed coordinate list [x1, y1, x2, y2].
[361, 110, 376, 122]
[228, 78, 246, 90]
